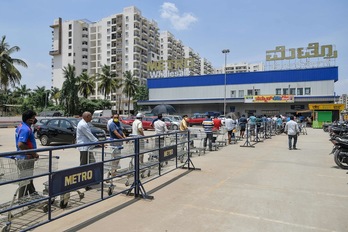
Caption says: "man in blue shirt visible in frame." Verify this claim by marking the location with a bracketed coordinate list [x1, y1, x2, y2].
[109, 114, 126, 140]
[202, 115, 214, 151]
[108, 114, 126, 179]
[15, 109, 39, 198]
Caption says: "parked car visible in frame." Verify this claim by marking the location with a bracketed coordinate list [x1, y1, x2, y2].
[37, 118, 106, 146]
[33, 117, 51, 138]
[142, 116, 157, 130]
[188, 114, 207, 126]
[165, 115, 183, 122]
[91, 117, 132, 136]
[163, 117, 180, 130]
[120, 115, 136, 126]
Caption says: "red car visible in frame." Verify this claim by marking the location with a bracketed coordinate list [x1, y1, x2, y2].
[188, 114, 207, 126]
[142, 116, 171, 130]
[120, 115, 135, 126]
[142, 116, 157, 130]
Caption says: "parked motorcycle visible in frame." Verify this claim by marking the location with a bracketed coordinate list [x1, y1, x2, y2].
[330, 136, 348, 169]
[329, 123, 348, 139]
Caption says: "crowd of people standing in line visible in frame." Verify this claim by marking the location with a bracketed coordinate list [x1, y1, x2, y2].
[177, 113, 307, 151]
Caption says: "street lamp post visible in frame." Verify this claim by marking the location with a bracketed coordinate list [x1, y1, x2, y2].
[222, 49, 230, 117]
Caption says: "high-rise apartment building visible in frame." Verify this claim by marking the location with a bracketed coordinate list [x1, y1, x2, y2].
[50, 6, 214, 113]
[159, 31, 214, 77]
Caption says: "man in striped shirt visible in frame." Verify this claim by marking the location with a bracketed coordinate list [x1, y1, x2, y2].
[202, 115, 214, 151]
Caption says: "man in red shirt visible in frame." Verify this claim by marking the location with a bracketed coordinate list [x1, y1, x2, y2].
[213, 116, 222, 131]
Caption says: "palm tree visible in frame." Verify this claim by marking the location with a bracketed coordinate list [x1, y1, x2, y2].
[122, 71, 139, 115]
[32, 86, 48, 109]
[77, 72, 95, 98]
[60, 64, 79, 115]
[50, 87, 60, 105]
[0, 35, 28, 89]
[97, 65, 119, 99]
[14, 84, 31, 98]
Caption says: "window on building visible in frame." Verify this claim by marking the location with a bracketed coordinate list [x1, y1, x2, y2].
[69, 24, 72, 30]
[247, 89, 253, 95]
[68, 31, 72, 37]
[297, 88, 303, 95]
[275, 88, 281, 95]
[239, 90, 244, 98]
[283, 88, 289, 95]
[68, 45, 72, 49]
[305, 87, 311, 95]
[254, 89, 260, 95]
[68, 38, 72, 44]
[230, 90, 236, 98]
[290, 88, 296, 95]
[68, 53, 71, 57]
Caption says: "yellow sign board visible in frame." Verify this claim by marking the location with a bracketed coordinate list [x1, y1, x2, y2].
[266, 42, 338, 61]
[308, 104, 345, 111]
[244, 95, 294, 103]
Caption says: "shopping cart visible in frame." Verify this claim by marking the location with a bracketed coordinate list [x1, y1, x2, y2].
[189, 129, 207, 155]
[88, 142, 134, 195]
[0, 155, 59, 232]
[214, 127, 228, 146]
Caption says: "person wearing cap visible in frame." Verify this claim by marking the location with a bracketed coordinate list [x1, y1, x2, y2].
[132, 113, 144, 136]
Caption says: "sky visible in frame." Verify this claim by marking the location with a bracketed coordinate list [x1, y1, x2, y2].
[1, 0, 347, 95]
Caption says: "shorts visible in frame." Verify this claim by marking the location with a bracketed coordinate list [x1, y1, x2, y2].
[240, 125, 246, 131]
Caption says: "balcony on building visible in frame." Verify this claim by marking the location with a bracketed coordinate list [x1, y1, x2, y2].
[49, 50, 60, 56]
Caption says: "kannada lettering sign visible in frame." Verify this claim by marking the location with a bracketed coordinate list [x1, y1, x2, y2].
[266, 43, 338, 61]
[308, 104, 345, 111]
[244, 95, 294, 103]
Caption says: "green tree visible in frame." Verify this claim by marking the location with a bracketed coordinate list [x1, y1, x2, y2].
[78, 72, 95, 98]
[133, 84, 149, 112]
[97, 65, 119, 99]
[60, 64, 79, 116]
[122, 71, 139, 115]
[31, 86, 49, 111]
[0, 35, 28, 89]
[50, 87, 60, 105]
[13, 84, 31, 99]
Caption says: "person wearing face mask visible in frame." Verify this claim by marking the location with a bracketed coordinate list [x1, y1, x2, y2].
[109, 114, 126, 140]
[15, 109, 39, 199]
[107, 114, 126, 179]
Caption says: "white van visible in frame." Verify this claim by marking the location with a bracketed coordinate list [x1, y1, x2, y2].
[92, 110, 113, 118]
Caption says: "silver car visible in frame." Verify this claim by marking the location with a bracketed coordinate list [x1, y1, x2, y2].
[163, 117, 181, 130]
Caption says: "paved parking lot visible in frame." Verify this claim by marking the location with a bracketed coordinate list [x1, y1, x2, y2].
[1, 127, 348, 232]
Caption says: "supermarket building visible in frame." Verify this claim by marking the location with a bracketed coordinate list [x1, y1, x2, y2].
[138, 66, 339, 117]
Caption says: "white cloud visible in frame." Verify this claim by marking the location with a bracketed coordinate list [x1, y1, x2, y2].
[160, 2, 198, 30]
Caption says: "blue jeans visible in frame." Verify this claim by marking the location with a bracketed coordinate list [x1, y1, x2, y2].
[288, 134, 298, 149]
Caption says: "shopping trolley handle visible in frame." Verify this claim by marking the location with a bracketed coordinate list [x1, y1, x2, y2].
[111, 145, 124, 150]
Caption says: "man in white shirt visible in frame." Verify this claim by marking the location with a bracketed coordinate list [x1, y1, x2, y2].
[132, 113, 145, 136]
[224, 115, 235, 144]
[284, 115, 300, 150]
[76, 111, 99, 165]
[153, 114, 168, 134]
